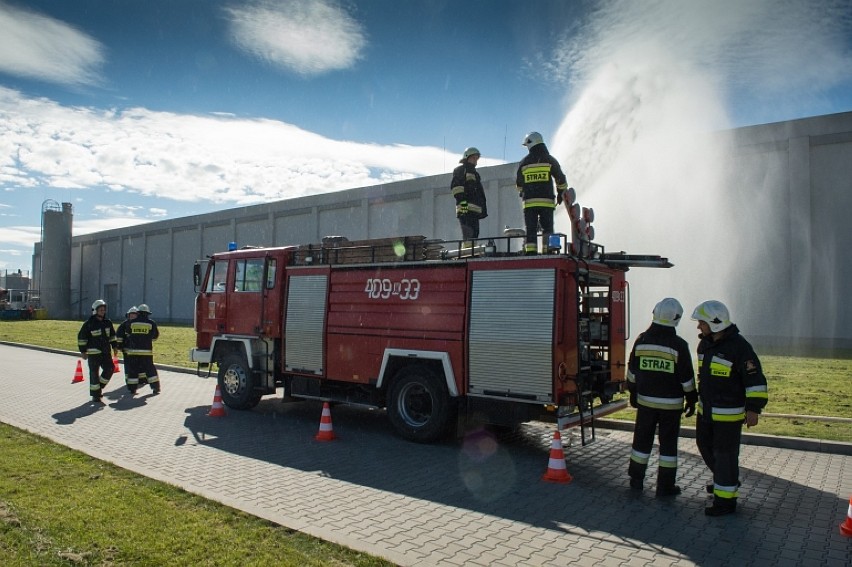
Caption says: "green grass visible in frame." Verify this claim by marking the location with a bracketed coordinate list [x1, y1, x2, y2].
[0, 319, 196, 368]
[608, 354, 852, 443]
[0, 424, 391, 567]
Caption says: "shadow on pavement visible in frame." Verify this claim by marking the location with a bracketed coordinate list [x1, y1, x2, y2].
[176, 396, 849, 564]
[52, 400, 106, 424]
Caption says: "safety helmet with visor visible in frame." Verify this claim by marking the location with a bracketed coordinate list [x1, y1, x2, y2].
[460, 147, 481, 162]
[522, 131, 544, 148]
[652, 298, 683, 327]
[691, 300, 731, 333]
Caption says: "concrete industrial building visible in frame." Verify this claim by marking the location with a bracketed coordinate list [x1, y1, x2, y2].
[31, 111, 852, 350]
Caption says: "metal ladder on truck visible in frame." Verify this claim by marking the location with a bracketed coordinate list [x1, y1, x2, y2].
[575, 266, 614, 446]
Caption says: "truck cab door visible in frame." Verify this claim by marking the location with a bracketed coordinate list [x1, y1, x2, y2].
[196, 259, 229, 336]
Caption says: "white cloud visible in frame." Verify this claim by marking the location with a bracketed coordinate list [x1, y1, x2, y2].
[225, 0, 366, 76]
[0, 87, 494, 208]
[0, 1, 104, 87]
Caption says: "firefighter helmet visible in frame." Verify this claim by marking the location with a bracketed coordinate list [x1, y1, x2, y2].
[652, 298, 683, 327]
[136, 303, 151, 314]
[91, 299, 106, 313]
[522, 131, 544, 148]
[460, 147, 481, 162]
[126, 306, 138, 315]
[691, 300, 731, 333]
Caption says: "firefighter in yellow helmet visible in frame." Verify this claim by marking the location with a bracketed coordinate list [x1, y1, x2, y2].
[692, 300, 768, 516]
[450, 147, 488, 242]
[516, 132, 569, 254]
[626, 298, 696, 496]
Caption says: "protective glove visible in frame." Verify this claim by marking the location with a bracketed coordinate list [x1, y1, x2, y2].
[556, 191, 564, 205]
[629, 392, 637, 408]
[458, 201, 469, 215]
[684, 390, 698, 417]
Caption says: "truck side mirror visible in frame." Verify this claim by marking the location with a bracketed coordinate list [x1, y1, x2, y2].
[193, 263, 202, 288]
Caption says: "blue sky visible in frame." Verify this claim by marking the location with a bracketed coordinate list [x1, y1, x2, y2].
[1, 0, 851, 276]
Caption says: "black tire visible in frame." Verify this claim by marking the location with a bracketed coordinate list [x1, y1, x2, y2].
[217, 353, 262, 410]
[387, 366, 454, 443]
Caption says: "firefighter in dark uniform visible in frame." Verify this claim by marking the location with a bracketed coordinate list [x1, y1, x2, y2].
[515, 131, 569, 254]
[124, 303, 161, 394]
[77, 299, 119, 403]
[627, 298, 696, 496]
[692, 300, 768, 516]
[115, 306, 139, 394]
[451, 147, 488, 242]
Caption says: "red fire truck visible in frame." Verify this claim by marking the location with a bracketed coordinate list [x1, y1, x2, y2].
[191, 232, 670, 442]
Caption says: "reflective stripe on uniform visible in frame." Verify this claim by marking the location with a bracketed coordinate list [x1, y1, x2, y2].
[637, 394, 684, 411]
[658, 455, 678, 469]
[626, 369, 636, 383]
[451, 185, 465, 197]
[713, 483, 739, 499]
[630, 449, 650, 465]
[746, 384, 768, 400]
[682, 377, 696, 392]
[711, 406, 745, 422]
[523, 198, 556, 209]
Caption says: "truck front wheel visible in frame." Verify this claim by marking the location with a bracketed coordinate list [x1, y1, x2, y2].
[217, 353, 262, 410]
[388, 366, 453, 443]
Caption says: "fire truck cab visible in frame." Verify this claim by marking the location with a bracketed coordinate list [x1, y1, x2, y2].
[191, 233, 670, 442]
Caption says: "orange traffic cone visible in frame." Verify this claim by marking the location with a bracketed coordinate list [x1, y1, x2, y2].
[315, 402, 336, 441]
[840, 496, 852, 537]
[72, 360, 85, 384]
[208, 385, 227, 417]
[542, 430, 573, 483]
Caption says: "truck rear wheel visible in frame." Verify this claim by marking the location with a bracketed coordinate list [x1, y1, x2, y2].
[388, 366, 453, 443]
[217, 353, 262, 410]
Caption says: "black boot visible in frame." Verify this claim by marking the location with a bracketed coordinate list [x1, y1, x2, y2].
[705, 498, 737, 516]
[629, 477, 643, 490]
[656, 485, 681, 497]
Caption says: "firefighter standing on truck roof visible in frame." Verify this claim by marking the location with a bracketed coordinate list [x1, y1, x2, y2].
[77, 299, 119, 404]
[626, 298, 696, 496]
[692, 300, 768, 516]
[516, 131, 569, 255]
[451, 147, 488, 242]
[115, 306, 139, 394]
[123, 303, 161, 395]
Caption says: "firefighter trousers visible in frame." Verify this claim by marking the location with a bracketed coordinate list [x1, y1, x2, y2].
[628, 406, 681, 488]
[459, 215, 480, 240]
[87, 353, 114, 399]
[696, 416, 742, 509]
[523, 207, 554, 253]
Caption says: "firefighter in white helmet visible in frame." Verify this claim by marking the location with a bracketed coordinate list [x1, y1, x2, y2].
[626, 298, 696, 496]
[115, 306, 139, 394]
[516, 132, 569, 254]
[692, 300, 768, 516]
[450, 147, 488, 243]
[123, 303, 161, 394]
[77, 299, 119, 403]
